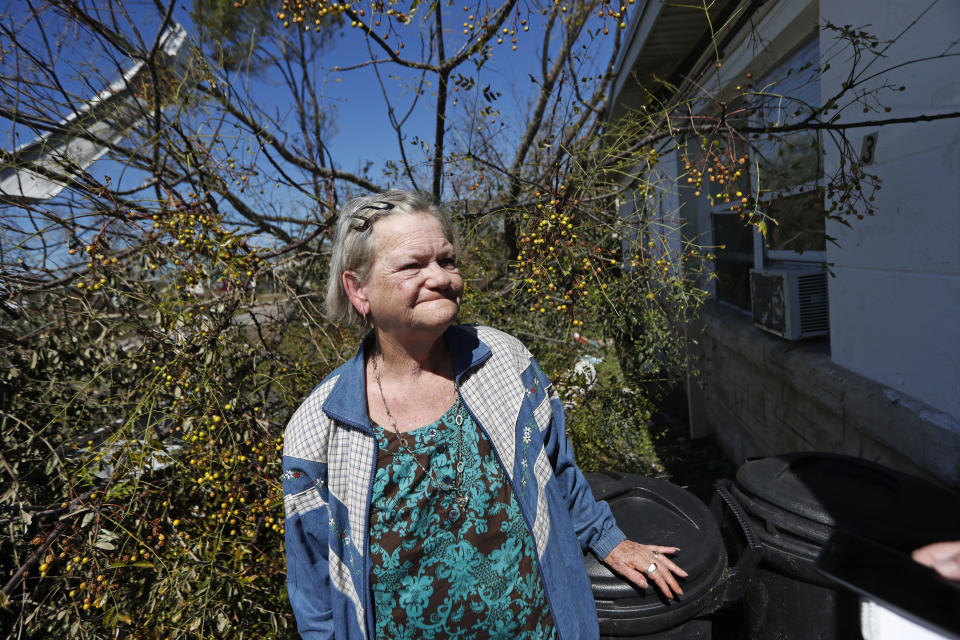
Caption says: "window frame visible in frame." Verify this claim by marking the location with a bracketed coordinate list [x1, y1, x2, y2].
[749, 36, 826, 266]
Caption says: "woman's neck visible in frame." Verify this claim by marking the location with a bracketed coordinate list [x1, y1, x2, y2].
[371, 328, 450, 380]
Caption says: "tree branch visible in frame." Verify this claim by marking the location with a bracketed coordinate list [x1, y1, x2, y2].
[197, 84, 384, 193]
[432, 4, 449, 198]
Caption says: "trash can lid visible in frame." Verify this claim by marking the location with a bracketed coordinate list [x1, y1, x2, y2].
[733, 452, 960, 549]
[584, 472, 728, 634]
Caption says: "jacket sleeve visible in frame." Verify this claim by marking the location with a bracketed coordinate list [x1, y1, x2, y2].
[283, 456, 335, 639]
[530, 357, 627, 560]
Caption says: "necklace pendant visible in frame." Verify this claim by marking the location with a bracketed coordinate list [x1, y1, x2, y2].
[456, 494, 469, 509]
[439, 475, 455, 491]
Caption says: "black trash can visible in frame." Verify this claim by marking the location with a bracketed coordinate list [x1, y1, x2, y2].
[584, 472, 760, 639]
[727, 452, 960, 640]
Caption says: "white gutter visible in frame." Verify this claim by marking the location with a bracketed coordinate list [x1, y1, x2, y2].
[0, 22, 189, 201]
[608, 0, 660, 119]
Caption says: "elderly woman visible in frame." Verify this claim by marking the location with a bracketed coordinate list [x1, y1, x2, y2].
[283, 190, 687, 639]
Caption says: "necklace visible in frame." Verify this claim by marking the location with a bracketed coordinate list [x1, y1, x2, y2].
[371, 353, 470, 510]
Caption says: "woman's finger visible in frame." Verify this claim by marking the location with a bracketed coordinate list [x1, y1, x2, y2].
[638, 556, 682, 598]
[655, 565, 684, 597]
[641, 544, 688, 579]
[646, 567, 679, 599]
[648, 545, 680, 555]
[620, 566, 648, 590]
[656, 555, 689, 578]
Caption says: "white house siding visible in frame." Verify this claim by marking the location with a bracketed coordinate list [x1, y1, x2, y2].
[612, 0, 960, 486]
[650, 150, 685, 275]
[620, 151, 686, 281]
[821, 0, 960, 420]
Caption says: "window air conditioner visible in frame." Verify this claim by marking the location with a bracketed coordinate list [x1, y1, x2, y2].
[749, 267, 829, 340]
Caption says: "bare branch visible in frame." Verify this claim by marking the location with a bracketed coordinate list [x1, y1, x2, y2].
[197, 84, 384, 193]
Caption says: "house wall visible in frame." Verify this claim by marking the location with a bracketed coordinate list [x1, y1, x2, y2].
[690, 303, 960, 488]
[684, 0, 960, 487]
[613, 0, 960, 487]
[821, 0, 960, 419]
[620, 151, 686, 278]
[651, 150, 685, 272]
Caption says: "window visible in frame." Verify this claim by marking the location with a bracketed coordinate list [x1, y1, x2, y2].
[764, 188, 826, 255]
[752, 36, 825, 262]
[712, 212, 755, 310]
[708, 35, 825, 312]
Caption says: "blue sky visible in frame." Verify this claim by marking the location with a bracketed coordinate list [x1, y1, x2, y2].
[0, 0, 618, 253]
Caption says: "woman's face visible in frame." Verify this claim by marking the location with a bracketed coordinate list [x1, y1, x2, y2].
[351, 212, 463, 339]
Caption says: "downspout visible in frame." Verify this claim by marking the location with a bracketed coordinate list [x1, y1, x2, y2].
[605, 0, 653, 122]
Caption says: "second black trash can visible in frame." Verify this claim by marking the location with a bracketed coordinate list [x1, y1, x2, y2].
[727, 452, 960, 640]
[584, 471, 758, 639]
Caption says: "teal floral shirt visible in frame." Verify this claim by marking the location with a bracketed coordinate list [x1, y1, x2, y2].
[369, 400, 556, 640]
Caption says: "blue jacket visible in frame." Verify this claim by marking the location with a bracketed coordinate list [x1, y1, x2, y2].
[282, 324, 627, 639]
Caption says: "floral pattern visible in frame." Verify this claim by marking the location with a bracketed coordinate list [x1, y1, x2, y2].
[369, 403, 555, 640]
[519, 422, 535, 488]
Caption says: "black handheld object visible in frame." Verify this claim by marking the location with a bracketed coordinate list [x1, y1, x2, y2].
[816, 529, 960, 639]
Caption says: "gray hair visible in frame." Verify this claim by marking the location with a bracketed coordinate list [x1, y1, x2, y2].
[325, 189, 459, 326]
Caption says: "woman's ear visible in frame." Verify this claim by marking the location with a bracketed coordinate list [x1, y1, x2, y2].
[343, 270, 370, 316]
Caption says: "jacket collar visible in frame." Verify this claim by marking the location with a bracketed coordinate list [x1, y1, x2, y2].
[321, 324, 491, 431]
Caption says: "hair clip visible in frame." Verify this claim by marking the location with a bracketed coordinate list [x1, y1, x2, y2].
[350, 201, 395, 232]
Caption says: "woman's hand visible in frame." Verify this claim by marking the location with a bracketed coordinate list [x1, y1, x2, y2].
[912, 541, 960, 581]
[603, 540, 688, 599]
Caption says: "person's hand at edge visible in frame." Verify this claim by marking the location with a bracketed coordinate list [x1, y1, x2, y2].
[603, 540, 688, 599]
[912, 541, 960, 581]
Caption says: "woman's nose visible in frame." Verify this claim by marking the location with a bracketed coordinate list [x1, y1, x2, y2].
[424, 261, 453, 287]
